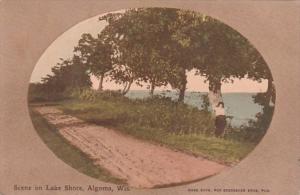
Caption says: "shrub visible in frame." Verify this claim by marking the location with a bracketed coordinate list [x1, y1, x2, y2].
[62, 94, 215, 135]
[28, 83, 68, 102]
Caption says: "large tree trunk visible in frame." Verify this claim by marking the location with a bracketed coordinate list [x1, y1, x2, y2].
[208, 78, 224, 115]
[178, 76, 187, 102]
[97, 73, 104, 91]
[122, 79, 133, 95]
[208, 78, 226, 137]
[150, 83, 155, 96]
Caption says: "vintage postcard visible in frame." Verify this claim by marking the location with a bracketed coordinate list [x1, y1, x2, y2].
[0, 1, 299, 195]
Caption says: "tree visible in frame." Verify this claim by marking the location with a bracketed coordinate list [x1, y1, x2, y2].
[68, 55, 93, 88]
[166, 10, 205, 102]
[39, 56, 92, 100]
[171, 12, 264, 114]
[74, 33, 114, 91]
[244, 47, 275, 141]
[245, 46, 276, 106]
[100, 8, 188, 97]
[99, 8, 274, 108]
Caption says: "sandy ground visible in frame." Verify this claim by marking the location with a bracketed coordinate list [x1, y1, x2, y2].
[34, 106, 227, 188]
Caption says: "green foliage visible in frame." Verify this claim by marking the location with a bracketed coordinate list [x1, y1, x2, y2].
[42, 56, 92, 91]
[56, 96, 256, 165]
[69, 88, 123, 102]
[35, 8, 273, 101]
[100, 8, 175, 93]
[30, 8, 274, 146]
[70, 88, 99, 102]
[74, 33, 114, 78]
[28, 56, 91, 102]
[74, 33, 115, 91]
[61, 91, 214, 135]
[28, 83, 69, 102]
[223, 91, 275, 143]
[100, 8, 195, 97]
[98, 8, 273, 102]
[239, 92, 275, 142]
[162, 134, 255, 165]
[29, 60, 90, 102]
[28, 83, 48, 102]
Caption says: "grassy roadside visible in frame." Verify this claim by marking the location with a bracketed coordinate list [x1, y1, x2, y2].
[29, 108, 126, 184]
[56, 97, 256, 165]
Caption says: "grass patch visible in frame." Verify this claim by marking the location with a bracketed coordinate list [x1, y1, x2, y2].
[56, 96, 256, 165]
[162, 134, 255, 165]
[29, 108, 126, 184]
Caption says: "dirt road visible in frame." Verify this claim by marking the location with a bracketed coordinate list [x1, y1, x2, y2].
[34, 106, 227, 188]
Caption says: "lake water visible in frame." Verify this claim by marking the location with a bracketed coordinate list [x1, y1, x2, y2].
[126, 90, 263, 127]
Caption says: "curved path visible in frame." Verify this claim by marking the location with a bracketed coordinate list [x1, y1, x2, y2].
[34, 106, 227, 188]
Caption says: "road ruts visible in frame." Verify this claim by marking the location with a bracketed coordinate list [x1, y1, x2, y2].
[34, 106, 227, 188]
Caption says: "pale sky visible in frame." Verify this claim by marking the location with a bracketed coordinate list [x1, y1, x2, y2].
[30, 11, 268, 93]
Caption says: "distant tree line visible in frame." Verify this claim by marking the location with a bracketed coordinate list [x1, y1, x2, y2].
[29, 56, 91, 101]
